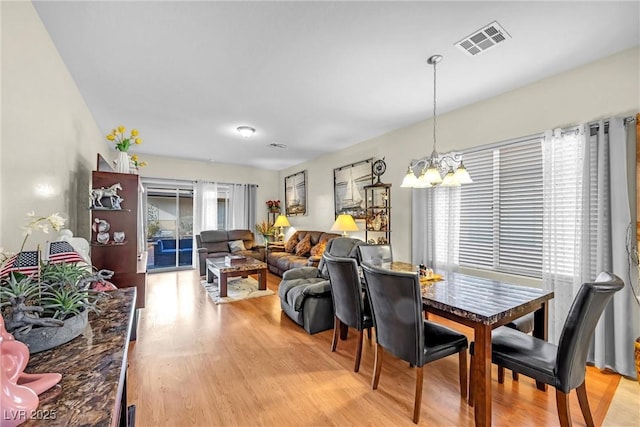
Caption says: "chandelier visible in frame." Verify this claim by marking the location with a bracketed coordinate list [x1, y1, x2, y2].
[401, 55, 472, 188]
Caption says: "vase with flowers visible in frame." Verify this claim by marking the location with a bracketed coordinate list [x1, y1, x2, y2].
[266, 200, 281, 213]
[106, 125, 143, 174]
[255, 220, 275, 245]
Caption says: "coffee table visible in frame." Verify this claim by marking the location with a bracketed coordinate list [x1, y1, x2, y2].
[205, 257, 268, 297]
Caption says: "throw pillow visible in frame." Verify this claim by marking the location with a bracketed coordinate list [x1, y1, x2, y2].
[228, 240, 246, 253]
[310, 241, 327, 257]
[295, 235, 312, 257]
[284, 237, 298, 253]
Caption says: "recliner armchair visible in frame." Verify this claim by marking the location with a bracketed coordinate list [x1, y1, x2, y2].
[278, 237, 363, 334]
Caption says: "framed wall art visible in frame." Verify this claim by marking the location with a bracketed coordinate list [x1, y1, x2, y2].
[285, 170, 307, 216]
[333, 159, 373, 219]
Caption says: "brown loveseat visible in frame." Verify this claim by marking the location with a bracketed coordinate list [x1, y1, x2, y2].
[196, 229, 265, 276]
[267, 230, 341, 276]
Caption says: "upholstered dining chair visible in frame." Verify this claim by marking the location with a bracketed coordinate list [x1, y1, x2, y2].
[358, 244, 393, 264]
[361, 262, 469, 424]
[469, 272, 623, 427]
[323, 253, 373, 373]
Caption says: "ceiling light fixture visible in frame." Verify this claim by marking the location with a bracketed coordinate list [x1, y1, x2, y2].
[237, 126, 255, 138]
[401, 54, 472, 189]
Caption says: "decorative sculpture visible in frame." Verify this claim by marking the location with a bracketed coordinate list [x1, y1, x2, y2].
[0, 316, 61, 426]
[90, 183, 123, 209]
[78, 269, 117, 292]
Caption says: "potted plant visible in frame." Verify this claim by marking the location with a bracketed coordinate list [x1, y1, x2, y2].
[255, 220, 275, 245]
[0, 212, 107, 353]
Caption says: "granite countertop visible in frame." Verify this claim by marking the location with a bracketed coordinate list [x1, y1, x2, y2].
[23, 287, 136, 427]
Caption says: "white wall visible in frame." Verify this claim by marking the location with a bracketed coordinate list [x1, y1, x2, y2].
[1, 1, 110, 251]
[279, 47, 640, 265]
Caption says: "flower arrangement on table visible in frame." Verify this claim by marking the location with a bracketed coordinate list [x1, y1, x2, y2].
[106, 125, 142, 152]
[266, 200, 281, 212]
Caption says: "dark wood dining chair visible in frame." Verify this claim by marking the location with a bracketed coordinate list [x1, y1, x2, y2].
[323, 253, 373, 373]
[358, 244, 393, 264]
[361, 262, 468, 424]
[469, 272, 623, 427]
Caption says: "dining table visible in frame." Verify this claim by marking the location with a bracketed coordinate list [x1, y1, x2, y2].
[379, 262, 555, 427]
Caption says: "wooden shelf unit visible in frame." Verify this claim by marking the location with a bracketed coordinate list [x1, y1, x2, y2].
[91, 170, 146, 309]
[364, 182, 391, 245]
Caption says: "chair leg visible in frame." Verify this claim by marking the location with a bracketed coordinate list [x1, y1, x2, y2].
[468, 352, 475, 407]
[413, 366, 424, 424]
[556, 389, 573, 427]
[512, 371, 519, 381]
[354, 330, 364, 373]
[458, 349, 468, 399]
[340, 321, 349, 340]
[498, 366, 505, 384]
[331, 316, 340, 352]
[372, 344, 383, 390]
[576, 381, 595, 427]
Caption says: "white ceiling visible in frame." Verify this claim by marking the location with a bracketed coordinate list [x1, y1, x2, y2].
[33, 1, 639, 171]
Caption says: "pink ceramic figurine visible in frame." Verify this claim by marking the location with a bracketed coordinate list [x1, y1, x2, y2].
[0, 316, 62, 426]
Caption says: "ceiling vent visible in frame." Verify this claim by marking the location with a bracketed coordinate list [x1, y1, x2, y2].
[269, 142, 287, 149]
[455, 21, 510, 56]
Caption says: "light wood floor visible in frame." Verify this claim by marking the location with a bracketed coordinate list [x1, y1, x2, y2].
[127, 269, 627, 427]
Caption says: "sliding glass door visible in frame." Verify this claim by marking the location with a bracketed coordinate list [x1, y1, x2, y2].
[144, 183, 194, 272]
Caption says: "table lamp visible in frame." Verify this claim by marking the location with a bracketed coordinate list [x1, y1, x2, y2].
[273, 215, 291, 242]
[331, 214, 359, 237]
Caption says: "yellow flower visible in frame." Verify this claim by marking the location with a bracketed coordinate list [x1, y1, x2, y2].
[117, 125, 125, 133]
[131, 129, 139, 136]
[135, 138, 142, 144]
[131, 154, 139, 162]
[106, 134, 115, 141]
[139, 162, 148, 167]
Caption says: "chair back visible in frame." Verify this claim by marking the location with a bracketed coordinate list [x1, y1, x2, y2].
[555, 272, 624, 392]
[358, 244, 393, 264]
[361, 262, 424, 366]
[317, 237, 363, 279]
[323, 253, 366, 330]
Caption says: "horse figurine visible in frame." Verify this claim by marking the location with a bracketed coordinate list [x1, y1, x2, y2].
[90, 183, 123, 209]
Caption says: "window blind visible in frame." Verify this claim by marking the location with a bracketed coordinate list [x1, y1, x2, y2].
[459, 139, 543, 277]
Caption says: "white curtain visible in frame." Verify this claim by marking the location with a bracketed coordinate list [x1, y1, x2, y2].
[227, 184, 257, 230]
[542, 118, 639, 377]
[412, 185, 460, 271]
[193, 181, 218, 235]
[542, 127, 587, 343]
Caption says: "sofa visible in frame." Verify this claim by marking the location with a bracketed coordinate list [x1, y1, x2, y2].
[196, 229, 265, 276]
[278, 237, 363, 334]
[154, 238, 193, 267]
[267, 230, 341, 276]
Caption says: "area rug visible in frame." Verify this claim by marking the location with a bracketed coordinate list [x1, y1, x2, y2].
[200, 277, 275, 304]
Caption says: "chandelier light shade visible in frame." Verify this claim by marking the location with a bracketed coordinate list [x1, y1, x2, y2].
[400, 54, 472, 189]
[237, 126, 256, 138]
[330, 214, 359, 237]
[273, 214, 291, 241]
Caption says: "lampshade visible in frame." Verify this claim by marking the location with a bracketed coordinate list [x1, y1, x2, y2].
[331, 214, 359, 237]
[273, 215, 290, 228]
[273, 215, 290, 242]
[400, 167, 418, 188]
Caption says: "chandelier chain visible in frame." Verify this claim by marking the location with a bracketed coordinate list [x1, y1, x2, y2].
[432, 59, 437, 156]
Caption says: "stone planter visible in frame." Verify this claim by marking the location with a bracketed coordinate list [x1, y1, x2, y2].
[13, 310, 88, 354]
